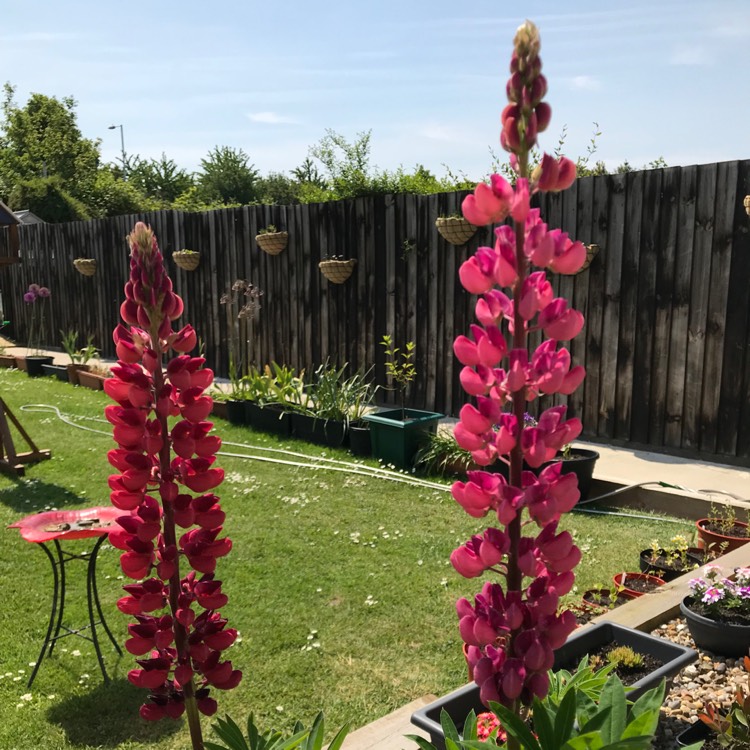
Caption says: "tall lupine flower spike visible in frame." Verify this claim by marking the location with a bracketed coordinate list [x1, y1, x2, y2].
[451, 21, 587, 734]
[107, 222, 240, 750]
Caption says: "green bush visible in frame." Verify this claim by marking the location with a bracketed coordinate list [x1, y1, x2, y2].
[8, 175, 90, 222]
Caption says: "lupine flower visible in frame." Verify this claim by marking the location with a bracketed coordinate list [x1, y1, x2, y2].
[106, 223, 240, 748]
[450, 20, 585, 714]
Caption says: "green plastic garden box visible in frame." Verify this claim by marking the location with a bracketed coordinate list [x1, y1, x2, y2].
[362, 408, 443, 469]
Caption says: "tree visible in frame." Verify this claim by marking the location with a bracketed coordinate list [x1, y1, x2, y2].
[256, 172, 300, 205]
[128, 153, 194, 204]
[308, 129, 375, 199]
[8, 175, 90, 222]
[0, 83, 100, 203]
[87, 166, 157, 218]
[197, 146, 260, 205]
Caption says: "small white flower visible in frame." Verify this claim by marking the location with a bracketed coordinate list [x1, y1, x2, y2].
[276, 706, 284, 713]
[20, 693, 32, 701]
[417, 560, 423, 566]
[71, 650, 81, 657]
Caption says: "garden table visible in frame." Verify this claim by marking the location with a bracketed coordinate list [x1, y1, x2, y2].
[8, 506, 123, 687]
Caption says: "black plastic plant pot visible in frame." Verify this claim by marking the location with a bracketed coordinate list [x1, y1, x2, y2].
[362, 408, 443, 469]
[348, 422, 372, 457]
[411, 622, 697, 750]
[225, 399, 246, 425]
[41, 363, 69, 382]
[676, 720, 713, 747]
[246, 402, 292, 436]
[680, 596, 750, 657]
[291, 413, 346, 447]
[639, 549, 704, 582]
[25, 355, 54, 377]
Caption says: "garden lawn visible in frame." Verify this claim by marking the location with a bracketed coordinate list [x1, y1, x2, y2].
[0, 368, 694, 750]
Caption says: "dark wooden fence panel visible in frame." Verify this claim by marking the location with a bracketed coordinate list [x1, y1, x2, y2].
[2, 160, 750, 464]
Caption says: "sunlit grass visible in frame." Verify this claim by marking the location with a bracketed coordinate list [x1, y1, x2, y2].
[0, 368, 693, 749]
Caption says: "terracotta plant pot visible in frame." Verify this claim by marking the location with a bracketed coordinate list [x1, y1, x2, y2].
[66, 363, 90, 386]
[696, 518, 750, 555]
[15, 356, 28, 372]
[256, 231, 288, 255]
[77, 370, 106, 390]
[612, 572, 665, 599]
[0, 354, 16, 368]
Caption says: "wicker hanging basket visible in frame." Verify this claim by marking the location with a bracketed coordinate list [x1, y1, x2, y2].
[256, 231, 288, 255]
[173, 250, 201, 271]
[319, 258, 356, 284]
[435, 216, 478, 246]
[577, 244, 600, 273]
[73, 258, 97, 276]
[744, 195, 750, 216]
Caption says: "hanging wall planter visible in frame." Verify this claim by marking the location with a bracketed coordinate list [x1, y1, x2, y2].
[576, 243, 600, 273]
[319, 258, 356, 284]
[172, 249, 200, 271]
[256, 227, 288, 256]
[73, 258, 97, 276]
[435, 216, 478, 246]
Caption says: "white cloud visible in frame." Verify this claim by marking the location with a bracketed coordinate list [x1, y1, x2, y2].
[568, 75, 601, 91]
[669, 45, 711, 66]
[247, 111, 298, 125]
[417, 123, 462, 142]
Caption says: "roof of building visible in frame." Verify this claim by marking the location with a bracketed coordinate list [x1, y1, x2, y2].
[0, 200, 20, 226]
[13, 209, 44, 224]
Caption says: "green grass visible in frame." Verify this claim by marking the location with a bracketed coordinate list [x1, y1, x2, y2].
[0, 368, 694, 750]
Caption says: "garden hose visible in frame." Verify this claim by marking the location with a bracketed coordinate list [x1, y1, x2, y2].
[16, 404, 722, 527]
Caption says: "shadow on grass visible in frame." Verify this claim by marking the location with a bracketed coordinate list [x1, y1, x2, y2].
[47, 678, 181, 746]
[0, 478, 90, 513]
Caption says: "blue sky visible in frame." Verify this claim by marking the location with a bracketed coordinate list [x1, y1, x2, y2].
[1, 0, 748, 180]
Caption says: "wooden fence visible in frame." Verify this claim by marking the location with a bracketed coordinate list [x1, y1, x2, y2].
[2, 159, 750, 464]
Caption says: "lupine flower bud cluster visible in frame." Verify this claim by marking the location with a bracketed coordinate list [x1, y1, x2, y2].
[450, 21, 586, 710]
[107, 222, 240, 725]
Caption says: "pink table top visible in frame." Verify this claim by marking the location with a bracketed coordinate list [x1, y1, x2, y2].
[8, 506, 122, 543]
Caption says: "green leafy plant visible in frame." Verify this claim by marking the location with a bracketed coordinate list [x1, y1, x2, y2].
[258, 224, 279, 235]
[381, 334, 416, 420]
[60, 329, 99, 365]
[700, 655, 750, 748]
[415, 430, 475, 476]
[707, 502, 747, 535]
[206, 711, 349, 750]
[605, 646, 644, 670]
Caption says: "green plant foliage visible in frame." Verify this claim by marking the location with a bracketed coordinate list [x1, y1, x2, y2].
[86, 167, 156, 218]
[605, 646, 644, 670]
[8, 175, 90, 222]
[127, 152, 194, 204]
[198, 145, 261, 206]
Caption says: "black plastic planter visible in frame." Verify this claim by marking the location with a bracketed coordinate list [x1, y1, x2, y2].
[291, 413, 347, 447]
[639, 548, 704, 581]
[680, 596, 750, 657]
[676, 720, 713, 747]
[41, 363, 69, 382]
[226, 399, 246, 425]
[25, 355, 54, 377]
[348, 422, 372, 457]
[246, 402, 292, 437]
[411, 621, 697, 750]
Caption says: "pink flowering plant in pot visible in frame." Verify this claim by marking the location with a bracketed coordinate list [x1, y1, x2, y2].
[105, 222, 240, 749]
[449, 18, 589, 733]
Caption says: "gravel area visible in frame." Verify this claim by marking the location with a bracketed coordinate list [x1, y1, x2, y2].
[651, 618, 745, 749]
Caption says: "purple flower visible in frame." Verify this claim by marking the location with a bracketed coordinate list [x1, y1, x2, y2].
[739, 586, 750, 600]
[688, 577, 706, 592]
[37, 287, 50, 298]
[23, 292, 36, 304]
[27, 284, 40, 295]
[702, 587, 724, 605]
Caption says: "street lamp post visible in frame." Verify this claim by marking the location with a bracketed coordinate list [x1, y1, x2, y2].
[108, 124, 127, 178]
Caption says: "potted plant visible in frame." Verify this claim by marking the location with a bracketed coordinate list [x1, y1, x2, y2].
[41, 361, 68, 381]
[415, 430, 478, 477]
[696, 504, 749, 555]
[611, 571, 665, 599]
[172, 248, 201, 271]
[60, 329, 99, 385]
[363, 335, 443, 469]
[0, 343, 15, 368]
[21, 283, 53, 376]
[581, 585, 630, 611]
[319, 255, 356, 284]
[435, 214, 478, 246]
[680, 564, 750, 657]
[639, 534, 705, 581]
[77, 363, 110, 390]
[219, 279, 264, 425]
[256, 225, 288, 256]
[244, 363, 300, 437]
[412, 622, 695, 750]
[73, 258, 97, 276]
